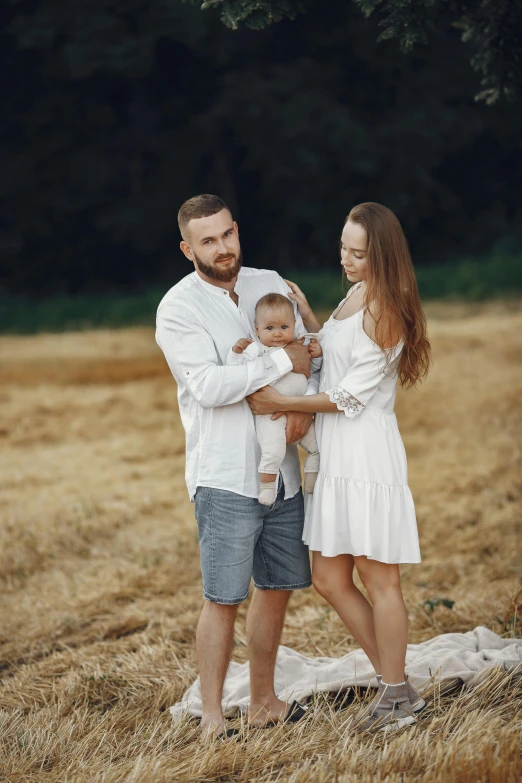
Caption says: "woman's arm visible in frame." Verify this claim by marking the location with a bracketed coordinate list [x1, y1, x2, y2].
[248, 386, 338, 415]
[248, 315, 396, 419]
[285, 279, 323, 334]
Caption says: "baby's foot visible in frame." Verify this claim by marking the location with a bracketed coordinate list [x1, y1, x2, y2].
[304, 472, 318, 494]
[258, 481, 277, 506]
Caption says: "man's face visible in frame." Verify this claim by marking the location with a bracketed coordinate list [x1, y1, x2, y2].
[180, 209, 242, 283]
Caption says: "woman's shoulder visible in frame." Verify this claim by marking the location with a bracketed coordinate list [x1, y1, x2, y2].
[362, 306, 402, 350]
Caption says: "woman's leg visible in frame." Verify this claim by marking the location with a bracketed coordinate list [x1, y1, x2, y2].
[353, 556, 408, 684]
[312, 552, 381, 674]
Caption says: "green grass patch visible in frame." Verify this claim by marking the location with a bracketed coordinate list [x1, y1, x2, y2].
[0, 289, 166, 335]
[289, 253, 522, 309]
[1, 254, 521, 334]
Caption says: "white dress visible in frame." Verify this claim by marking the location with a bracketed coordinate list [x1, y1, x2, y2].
[302, 283, 421, 563]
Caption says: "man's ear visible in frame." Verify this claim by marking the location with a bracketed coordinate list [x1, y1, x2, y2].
[180, 240, 194, 261]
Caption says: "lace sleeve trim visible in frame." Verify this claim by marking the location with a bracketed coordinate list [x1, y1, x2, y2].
[327, 386, 366, 418]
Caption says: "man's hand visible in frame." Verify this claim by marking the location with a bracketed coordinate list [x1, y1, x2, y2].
[232, 338, 253, 354]
[284, 411, 314, 444]
[284, 339, 311, 378]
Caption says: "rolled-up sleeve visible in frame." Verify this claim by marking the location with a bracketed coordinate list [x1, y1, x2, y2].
[156, 302, 292, 408]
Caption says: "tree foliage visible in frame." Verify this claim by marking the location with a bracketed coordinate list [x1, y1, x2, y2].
[200, 0, 306, 29]
[193, 0, 522, 103]
[1, 0, 520, 296]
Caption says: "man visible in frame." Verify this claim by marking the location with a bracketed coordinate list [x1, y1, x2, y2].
[156, 194, 314, 739]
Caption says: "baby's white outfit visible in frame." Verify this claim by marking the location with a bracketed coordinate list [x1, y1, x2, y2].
[227, 341, 320, 504]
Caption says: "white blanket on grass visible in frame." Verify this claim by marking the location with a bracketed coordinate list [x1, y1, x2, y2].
[170, 626, 522, 720]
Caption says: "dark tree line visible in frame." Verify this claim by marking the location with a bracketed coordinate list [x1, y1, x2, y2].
[1, 0, 521, 296]
[202, 0, 522, 104]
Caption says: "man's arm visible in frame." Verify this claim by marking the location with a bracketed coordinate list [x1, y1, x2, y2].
[156, 302, 293, 408]
[157, 302, 310, 408]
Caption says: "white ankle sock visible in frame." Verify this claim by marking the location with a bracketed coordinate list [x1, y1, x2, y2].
[381, 680, 406, 687]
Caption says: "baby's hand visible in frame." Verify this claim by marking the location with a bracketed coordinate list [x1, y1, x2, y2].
[308, 339, 323, 358]
[232, 338, 253, 354]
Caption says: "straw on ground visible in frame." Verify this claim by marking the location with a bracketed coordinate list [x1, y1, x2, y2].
[1, 301, 521, 782]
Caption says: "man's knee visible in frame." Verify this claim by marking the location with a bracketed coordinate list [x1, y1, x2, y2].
[202, 598, 241, 618]
[252, 587, 293, 607]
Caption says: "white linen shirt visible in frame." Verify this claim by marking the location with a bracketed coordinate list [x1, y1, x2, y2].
[156, 267, 312, 501]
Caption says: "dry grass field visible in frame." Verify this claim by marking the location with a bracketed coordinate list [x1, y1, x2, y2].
[1, 301, 521, 782]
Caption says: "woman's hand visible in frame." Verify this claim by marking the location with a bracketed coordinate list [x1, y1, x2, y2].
[247, 386, 286, 415]
[285, 279, 322, 333]
[285, 279, 311, 317]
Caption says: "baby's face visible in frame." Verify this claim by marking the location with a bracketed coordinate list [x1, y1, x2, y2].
[255, 306, 296, 348]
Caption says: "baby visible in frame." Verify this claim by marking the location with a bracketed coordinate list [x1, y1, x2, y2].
[227, 293, 322, 506]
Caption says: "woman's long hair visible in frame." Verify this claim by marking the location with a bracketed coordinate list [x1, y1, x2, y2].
[346, 202, 431, 388]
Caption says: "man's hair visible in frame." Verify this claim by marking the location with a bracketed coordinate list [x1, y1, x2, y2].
[255, 293, 295, 321]
[178, 194, 231, 239]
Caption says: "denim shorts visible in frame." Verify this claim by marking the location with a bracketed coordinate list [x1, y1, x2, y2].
[194, 481, 312, 604]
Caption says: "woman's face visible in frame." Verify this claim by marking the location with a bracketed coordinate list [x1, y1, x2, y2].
[340, 219, 368, 283]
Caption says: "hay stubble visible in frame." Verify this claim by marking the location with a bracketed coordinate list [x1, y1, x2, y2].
[0, 306, 521, 782]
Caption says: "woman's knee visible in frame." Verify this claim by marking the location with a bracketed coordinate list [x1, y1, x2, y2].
[355, 558, 401, 598]
[311, 553, 356, 599]
[312, 565, 355, 600]
[311, 568, 336, 599]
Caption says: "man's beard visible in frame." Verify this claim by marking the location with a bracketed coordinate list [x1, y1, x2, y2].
[193, 250, 242, 282]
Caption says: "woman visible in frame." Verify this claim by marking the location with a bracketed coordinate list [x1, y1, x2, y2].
[248, 202, 431, 732]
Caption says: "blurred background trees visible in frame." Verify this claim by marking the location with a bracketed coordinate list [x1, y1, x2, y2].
[1, 0, 521, 300]
[205, 0, 522, 103]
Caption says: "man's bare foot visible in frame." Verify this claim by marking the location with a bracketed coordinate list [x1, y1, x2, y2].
[248, 696, 288, 726]
[200, 713, 225, 742]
